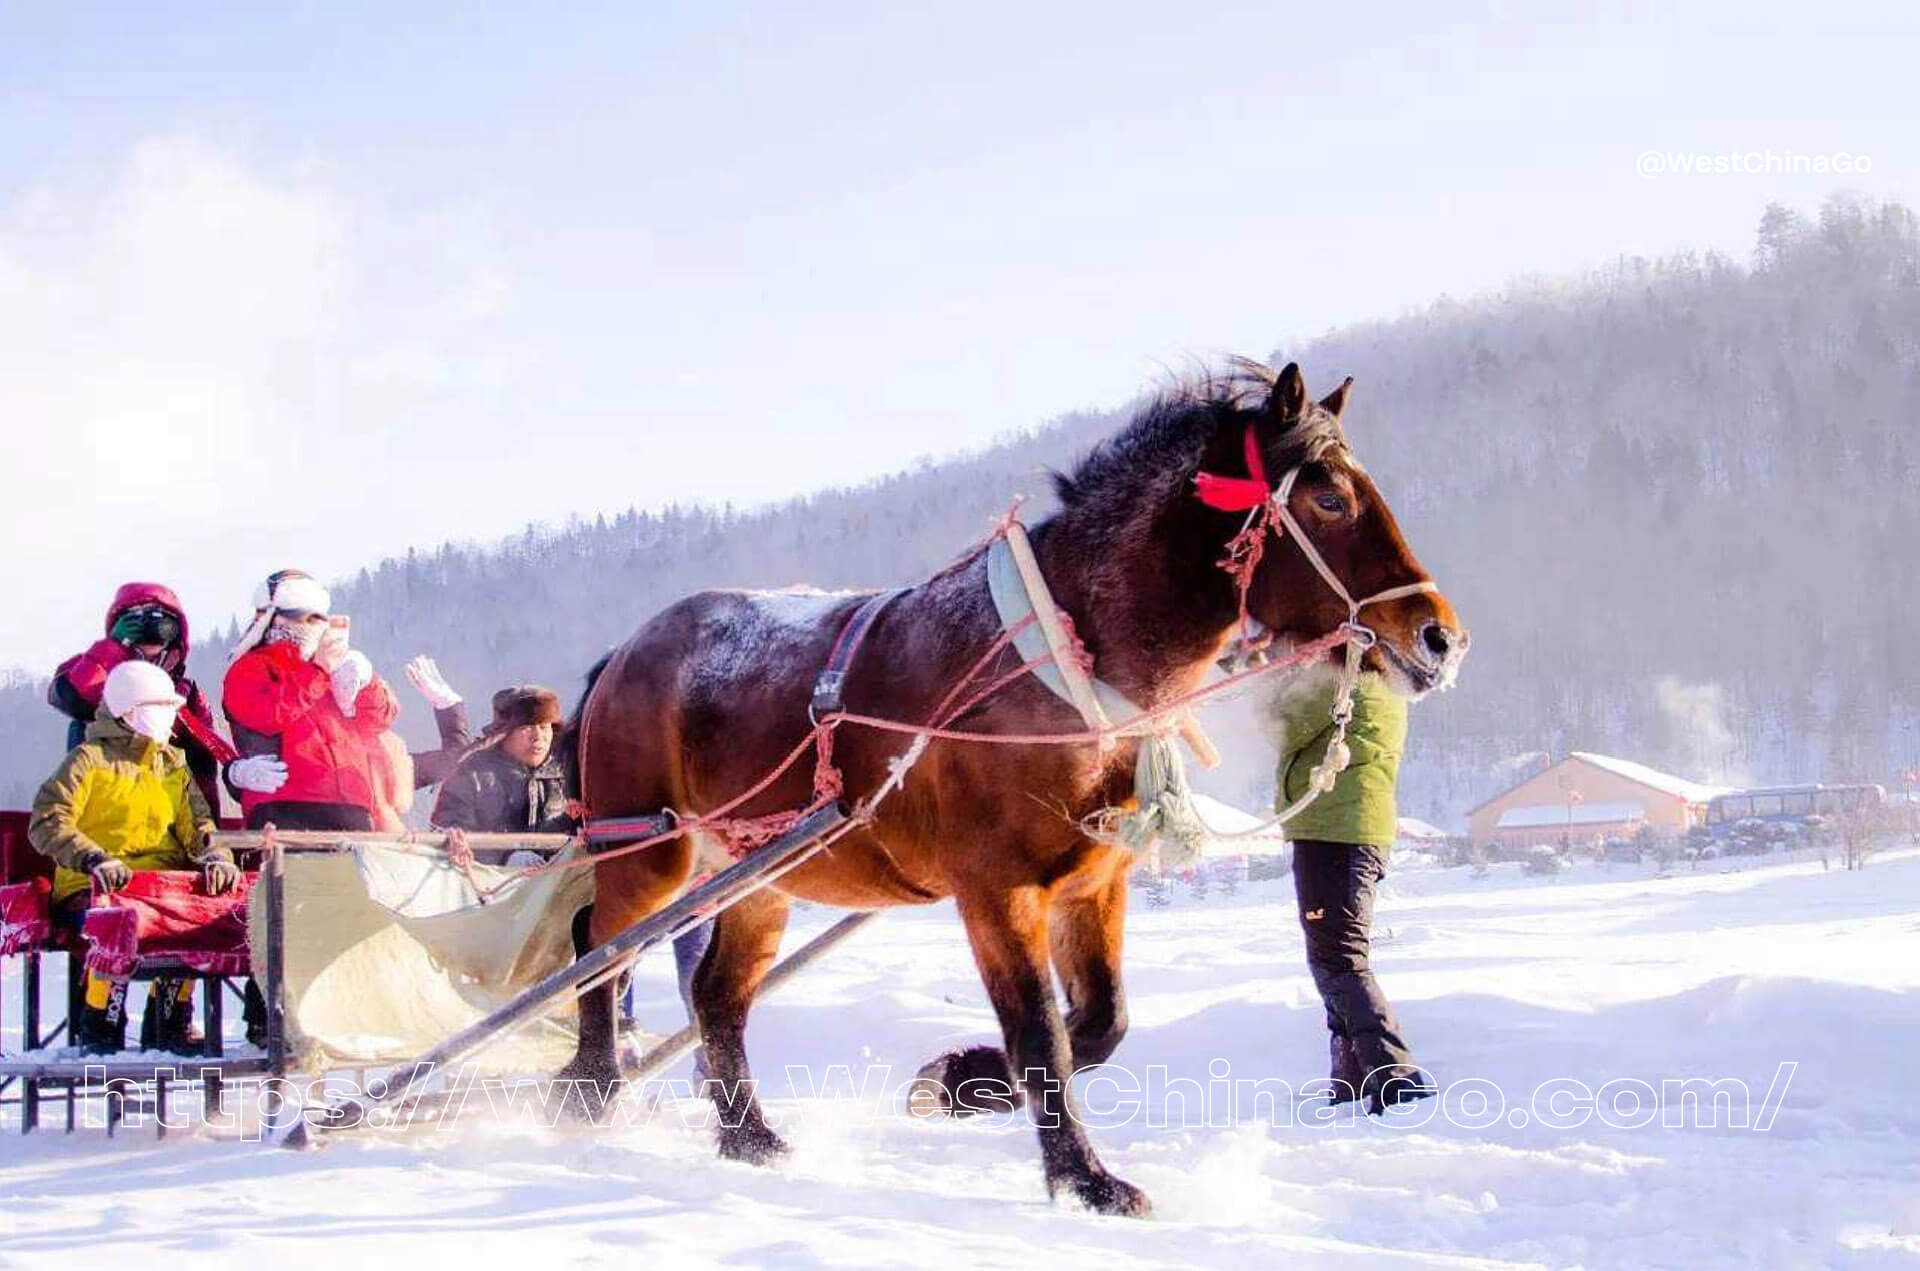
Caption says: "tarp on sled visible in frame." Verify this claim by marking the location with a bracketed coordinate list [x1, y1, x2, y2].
[248, 842, 595, 1073]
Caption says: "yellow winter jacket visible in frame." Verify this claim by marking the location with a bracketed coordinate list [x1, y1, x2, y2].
[28, 715, 227, 903]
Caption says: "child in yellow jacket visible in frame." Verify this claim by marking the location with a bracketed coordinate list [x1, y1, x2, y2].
[29, 662, 237, 1054]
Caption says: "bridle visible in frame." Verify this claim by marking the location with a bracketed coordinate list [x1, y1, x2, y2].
[1194, 419, 1438, 657]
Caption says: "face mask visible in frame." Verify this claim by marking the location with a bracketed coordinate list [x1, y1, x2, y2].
[124, 704, 180, 743]
[267, 618, 324, 660]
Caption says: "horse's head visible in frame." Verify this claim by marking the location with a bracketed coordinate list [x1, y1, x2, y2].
[1219, 362, 1468, 698]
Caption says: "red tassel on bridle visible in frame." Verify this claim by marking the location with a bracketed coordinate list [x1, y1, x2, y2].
[1192, 423, 1272, 512]
[1194, 423, 1281, 648]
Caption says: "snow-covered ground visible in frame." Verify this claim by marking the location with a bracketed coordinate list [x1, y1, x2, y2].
[5, 847, 1919, 1269]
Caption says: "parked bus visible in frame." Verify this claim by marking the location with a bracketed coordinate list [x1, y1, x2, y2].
[1703, 783, 1885, 843]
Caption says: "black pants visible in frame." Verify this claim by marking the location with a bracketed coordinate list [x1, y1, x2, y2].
[1292, 840, 1417, 1075]
[244, 801, 374, 832]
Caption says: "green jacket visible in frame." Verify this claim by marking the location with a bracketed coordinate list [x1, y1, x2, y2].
[1269, 670, 1407, 847]
[28, 715, 226, 903]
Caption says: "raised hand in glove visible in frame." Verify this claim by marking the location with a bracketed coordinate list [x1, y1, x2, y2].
[313, 623, 351, 673]
[330, 650, 374, 717]
[202, 859, 241, 895]
[83, 852, 133, 893]
[404, 655, 462, 710]
[227, 755, 289, 794]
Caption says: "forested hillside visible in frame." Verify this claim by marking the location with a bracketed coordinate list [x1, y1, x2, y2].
[4, 194, 1915, 823]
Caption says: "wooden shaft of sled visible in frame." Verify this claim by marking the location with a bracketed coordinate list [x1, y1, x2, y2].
[293, 801, 850, 1139]
[624, 911, 879, 1084]
[1176, 712, 1222, 770]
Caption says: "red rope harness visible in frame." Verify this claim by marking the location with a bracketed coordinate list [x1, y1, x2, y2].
[491, 457, 1355, 895]
[487, 621, 1346, 899]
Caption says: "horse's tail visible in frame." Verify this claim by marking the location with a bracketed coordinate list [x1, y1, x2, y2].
[557, 649, 614, 801]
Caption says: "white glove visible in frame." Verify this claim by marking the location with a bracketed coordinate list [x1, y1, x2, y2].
[405, 655, 463, 711]
[331, 651, 374, 717]
[228, 755, 289, 794]
[313, 624, 350, 673]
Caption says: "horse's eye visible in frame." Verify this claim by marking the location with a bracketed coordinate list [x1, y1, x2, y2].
[1314, 493, 1348, 516]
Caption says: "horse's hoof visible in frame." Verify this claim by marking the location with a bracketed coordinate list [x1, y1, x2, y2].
[717, 1122, 791, 1166]
[907, 1046, 1020, 1118]
[1061, 1170, 1153, 1219]
[549, 1061, 624, 1125]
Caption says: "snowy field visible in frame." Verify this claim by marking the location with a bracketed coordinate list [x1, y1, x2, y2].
[4, 846, 1920, 1269]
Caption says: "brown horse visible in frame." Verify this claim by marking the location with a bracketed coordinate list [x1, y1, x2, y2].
[564, 361, 1467, 1216]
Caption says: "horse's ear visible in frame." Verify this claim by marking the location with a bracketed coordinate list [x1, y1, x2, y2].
[1319, 376, 1354, 420]
[1268, 363, 1307, 421]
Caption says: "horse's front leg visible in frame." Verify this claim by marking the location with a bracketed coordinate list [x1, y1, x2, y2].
[692, 884, 794, 1164]
[955, 882, 1150, 1218]
[1049, 862, 1131, 1071]
[911, 850, 1130, 1111]
[552, 839, 694, 1121]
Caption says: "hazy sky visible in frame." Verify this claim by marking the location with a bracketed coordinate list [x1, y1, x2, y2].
[3, 2, 1914, 670]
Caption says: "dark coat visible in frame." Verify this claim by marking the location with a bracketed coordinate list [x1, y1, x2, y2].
[413, 702, 473, 788]
[430, 742, 574, 834]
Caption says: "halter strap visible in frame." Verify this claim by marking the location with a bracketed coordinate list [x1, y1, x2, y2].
[1268, 466, 1439, 623]
[1196, 421, 1439, 635]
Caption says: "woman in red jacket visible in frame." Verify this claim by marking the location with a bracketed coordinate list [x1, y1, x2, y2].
[222, 570, 399, 831]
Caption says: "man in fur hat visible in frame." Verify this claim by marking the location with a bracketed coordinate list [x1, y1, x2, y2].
[430, 685, 573, 832]
[433, 685, 712, 1075]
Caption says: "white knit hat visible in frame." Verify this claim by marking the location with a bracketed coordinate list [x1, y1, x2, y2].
[231, 569, 334, 660]
[103, 660, 186, 719]
[251, 569, 331, 616]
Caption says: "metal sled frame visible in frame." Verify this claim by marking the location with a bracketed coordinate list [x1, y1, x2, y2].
[0, 837, 292, 1137]
[285, 800, 857, 1144]
[4, 809, 873, 1140]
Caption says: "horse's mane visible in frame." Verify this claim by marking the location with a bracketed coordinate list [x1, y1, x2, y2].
[1049, 358, 1350, 524]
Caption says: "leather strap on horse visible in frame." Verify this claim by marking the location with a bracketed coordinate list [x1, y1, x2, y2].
[808, 588, 907, 806]
[812, 588, 906, 723]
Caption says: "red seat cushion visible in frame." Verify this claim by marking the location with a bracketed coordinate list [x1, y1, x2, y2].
[78, 871, 258, 979]
[0, 876, 50, 957]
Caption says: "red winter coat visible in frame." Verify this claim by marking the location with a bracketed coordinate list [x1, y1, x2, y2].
[49, 582, 233, 811]
[222, 642, 400, 819]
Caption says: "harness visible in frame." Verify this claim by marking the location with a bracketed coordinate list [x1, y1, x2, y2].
[568, 414, 1439, 875]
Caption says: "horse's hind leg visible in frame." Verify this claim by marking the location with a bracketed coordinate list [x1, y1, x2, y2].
[955, 883, 1150, 1218]
[692, 883, 793, 1164]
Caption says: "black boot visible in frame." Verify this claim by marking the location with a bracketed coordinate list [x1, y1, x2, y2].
[75, 974, 129, 1056]
[1327, 1033, 1363, 1105]
[242, 979, 268, 1048]
[1363, 1065, 1438, 1116]
[144, 977, 202, 1055]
